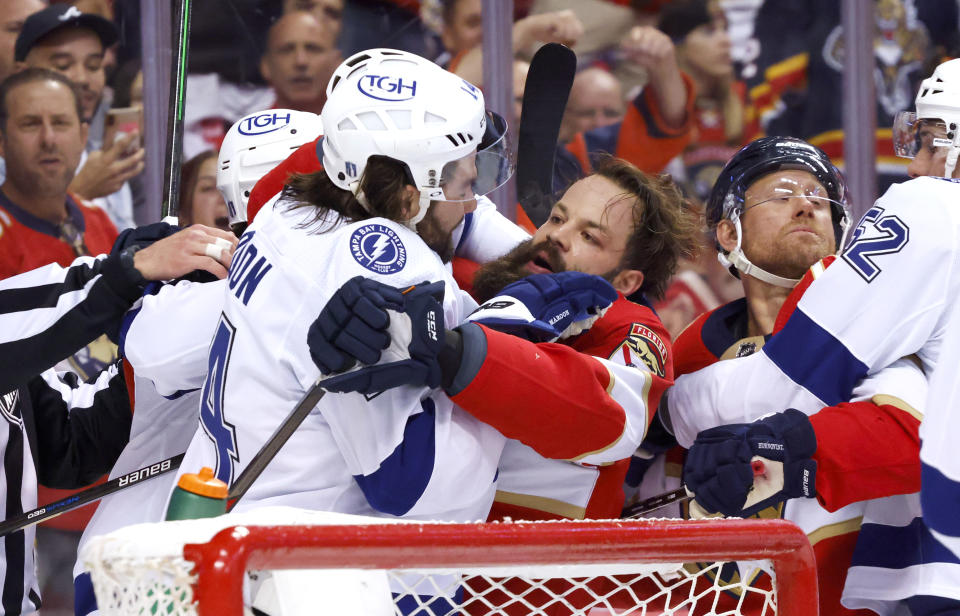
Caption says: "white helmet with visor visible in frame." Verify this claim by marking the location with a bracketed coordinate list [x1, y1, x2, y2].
[893, 58, 960, 178]
[320, 48, 514, 227]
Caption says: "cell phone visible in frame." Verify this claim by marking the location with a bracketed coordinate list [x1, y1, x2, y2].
[104, 106, 142, 154]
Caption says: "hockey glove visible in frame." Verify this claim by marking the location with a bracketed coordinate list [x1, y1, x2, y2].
[683, 408, 817, 517]
[308, 276, 406, 373]
[466, 271, 617, 342]
[312, 278, 447, 395]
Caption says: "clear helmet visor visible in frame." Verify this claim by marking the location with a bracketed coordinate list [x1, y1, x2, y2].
[436, 110, 515, 202]
[893, 111, 952, 158]
[740, 175, 850, 247]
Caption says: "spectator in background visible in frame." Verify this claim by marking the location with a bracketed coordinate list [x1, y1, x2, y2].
[512, 58, 529, 124]
[0, 67, 118, 374]
[439, 0, 483, 64]
[15, 4, 142, 230]
[450, 7, 583, 86]
[261, 11, 341, 115]
[283, 0, 344, 45]
[0, 0, 45, 83]
[178, 151, 230, 232]
[659, 0, 749, 204]
[551, 25, 695, 205]
[558, 66, 626, 144]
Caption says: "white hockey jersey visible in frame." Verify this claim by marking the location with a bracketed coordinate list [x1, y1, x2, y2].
[177, 201, 505, 521]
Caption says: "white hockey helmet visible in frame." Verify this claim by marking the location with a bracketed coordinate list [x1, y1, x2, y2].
[321, 48, 514, 226]
[893, 58, 960, 178]
[217, 109, 324, 228]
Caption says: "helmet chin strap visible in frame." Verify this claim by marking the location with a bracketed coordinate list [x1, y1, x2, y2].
[404, 191, 432, 230]
[719, 215, 800, 289]
[946, 147, 960, 179]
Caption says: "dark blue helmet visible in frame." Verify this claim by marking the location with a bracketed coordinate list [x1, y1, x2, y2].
[706, 137, 850, 249]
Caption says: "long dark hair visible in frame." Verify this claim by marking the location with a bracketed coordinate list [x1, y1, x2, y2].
[282, 155, 415, 231]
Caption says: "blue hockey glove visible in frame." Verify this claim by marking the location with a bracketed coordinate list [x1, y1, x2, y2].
[683, 408, 817, 517]
[308, 276, 407, 373]
[466, 271, 617, 342]
[312, 279, 447, 395]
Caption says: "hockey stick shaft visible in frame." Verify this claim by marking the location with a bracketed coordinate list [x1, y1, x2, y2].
[226, 380, 328, 507]
[622, 460, 767, 518]
[0, 453, 184, 537]
[160, 0, 192, 218]
[623, 486, 692, 518]
[516, 43, 576, 227]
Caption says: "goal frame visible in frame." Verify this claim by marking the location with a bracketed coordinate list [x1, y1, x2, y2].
[182, 518, 818, 615]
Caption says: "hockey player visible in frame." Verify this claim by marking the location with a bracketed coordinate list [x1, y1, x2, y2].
[311, 154, 699, 522]
[0, 222, 235, 615]
[310, 156, 697, 615]
[172, 48, 522, 524]
[71, 108, 323, 614]
[215, 108, 324, 236]
[894, 58, 960, 181]
[669, 137, 957, 615]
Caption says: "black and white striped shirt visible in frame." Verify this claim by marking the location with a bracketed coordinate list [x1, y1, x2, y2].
[0, 255, 141, 614]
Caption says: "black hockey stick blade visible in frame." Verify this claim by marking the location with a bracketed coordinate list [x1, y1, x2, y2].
[0, 453, 184, 537]
[516, 42, 576, 227]
[621, 486, 693, 518]
[226, 379, 328, 508]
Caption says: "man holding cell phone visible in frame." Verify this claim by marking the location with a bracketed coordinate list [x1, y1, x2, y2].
[13, 4, 142, 231]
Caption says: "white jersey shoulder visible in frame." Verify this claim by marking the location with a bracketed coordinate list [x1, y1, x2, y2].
[122, 279, 225, 396]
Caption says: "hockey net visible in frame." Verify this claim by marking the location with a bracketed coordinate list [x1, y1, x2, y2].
[81, 507, 817, 616]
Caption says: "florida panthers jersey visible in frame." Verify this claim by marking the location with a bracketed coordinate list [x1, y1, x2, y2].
[177, 201, 505, 522]
[450, 297, 673, 521]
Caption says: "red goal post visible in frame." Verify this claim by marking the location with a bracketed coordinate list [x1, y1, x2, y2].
[178, 518, 817, 616]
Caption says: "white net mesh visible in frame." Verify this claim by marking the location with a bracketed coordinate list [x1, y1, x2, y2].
[82, 509, 792, 616]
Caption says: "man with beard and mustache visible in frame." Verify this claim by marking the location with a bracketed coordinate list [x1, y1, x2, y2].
[313, 155, 701, 523]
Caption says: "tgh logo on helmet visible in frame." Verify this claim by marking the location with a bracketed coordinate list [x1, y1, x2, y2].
[358, 74, 417, 102]
[238, 112, 293, 136]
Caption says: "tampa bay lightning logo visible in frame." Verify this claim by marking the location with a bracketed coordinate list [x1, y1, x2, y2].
[350, 224, 407, 274]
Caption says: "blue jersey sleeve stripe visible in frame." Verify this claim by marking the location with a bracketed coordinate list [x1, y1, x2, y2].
[353, 397, 437, 516]
[922, 462, 960, 538]
[851, 517, 960, 569]
[762, 309, 868, 406]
